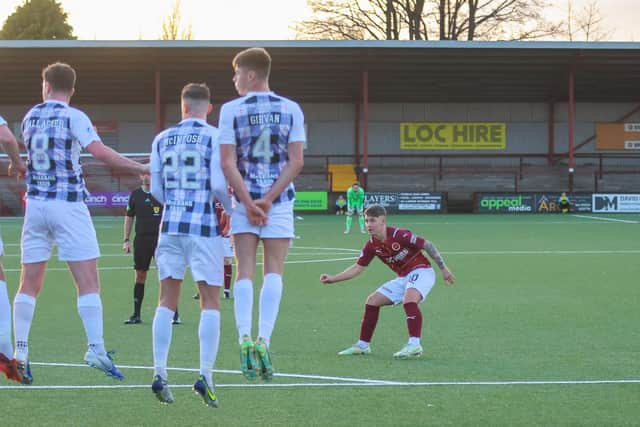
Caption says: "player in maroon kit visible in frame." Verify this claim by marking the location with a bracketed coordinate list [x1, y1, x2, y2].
[320, 204, 455, 358]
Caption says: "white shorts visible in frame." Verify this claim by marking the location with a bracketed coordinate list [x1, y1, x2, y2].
[376, 268, 436, 305]
[347, 206, 364, 216]
[222, 236, 234, 258]
[155, 234, 223, 285]
[231, 201, 294, 239]
[21, 199, 100, 263]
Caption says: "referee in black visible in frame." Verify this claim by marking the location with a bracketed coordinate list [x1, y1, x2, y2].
[122, 174, 180, 325]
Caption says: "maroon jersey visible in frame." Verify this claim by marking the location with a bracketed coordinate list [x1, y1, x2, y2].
[357, 226, 431, 277]
[214, 200, 230, 237]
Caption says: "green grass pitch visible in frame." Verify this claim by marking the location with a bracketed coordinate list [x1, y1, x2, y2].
[0, 213, 639, 426]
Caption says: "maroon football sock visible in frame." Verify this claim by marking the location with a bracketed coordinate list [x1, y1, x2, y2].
[224, 265, 232, 291]
[403, 302, 423, 338]
[359, 304, 380, 342]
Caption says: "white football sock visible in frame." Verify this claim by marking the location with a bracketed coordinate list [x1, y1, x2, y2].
[13, 293, 36, 361]
[258, 273, 283, 346]
[77, 293, 105, 355]
[199, 309, 220, 389]
[152, 306, 174, 379]
[233, 279, 253, 341]
[0, 281, 13, 357]
[408, 337, 421, 346]
[356, 340, 370, 348]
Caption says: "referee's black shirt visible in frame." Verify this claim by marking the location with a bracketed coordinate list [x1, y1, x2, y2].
[126, 188, 163, 236]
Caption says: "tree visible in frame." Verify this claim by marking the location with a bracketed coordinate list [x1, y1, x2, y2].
[0, 0, 75, 40]
[295, 0, 562, 41]
[160, 0, 193, 40]
[565, 0, 610, 41]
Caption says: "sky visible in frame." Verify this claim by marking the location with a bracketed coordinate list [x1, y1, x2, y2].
[0, 0, 638, 41]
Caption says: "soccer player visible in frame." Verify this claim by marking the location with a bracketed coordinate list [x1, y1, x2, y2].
[0, 114, 26, 383]
[219, 47, 305, 381]
[335, 194, 347, 215]
[320, 205, 455, 358]
[345, 182, 366, 234]
[14, 62, 148, 384]
[149, 83, 230, 407]
[122, 174, 180, 325]
[558, 192, 571, 213]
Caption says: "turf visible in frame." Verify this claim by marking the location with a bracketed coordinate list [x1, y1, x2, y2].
[0, 213, 639, 426]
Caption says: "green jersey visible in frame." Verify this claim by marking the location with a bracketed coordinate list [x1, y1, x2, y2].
[347, 187, 365, 208]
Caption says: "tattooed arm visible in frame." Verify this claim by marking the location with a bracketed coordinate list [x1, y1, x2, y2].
[423, 240, 455, 285]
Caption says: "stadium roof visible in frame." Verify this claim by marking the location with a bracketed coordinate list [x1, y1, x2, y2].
[1, 40, 640, 105]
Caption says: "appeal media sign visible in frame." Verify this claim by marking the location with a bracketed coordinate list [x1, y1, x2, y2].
[400, 122, 506, 150]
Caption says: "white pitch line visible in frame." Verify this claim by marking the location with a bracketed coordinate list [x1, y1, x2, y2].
[571, 214, 639, 224]
[442, 249, 640, 255]
[28, 361, 397, 384]
[1, 256, 358, 272]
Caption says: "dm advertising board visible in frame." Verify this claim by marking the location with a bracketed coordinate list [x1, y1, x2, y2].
[592, 194, 640, 213]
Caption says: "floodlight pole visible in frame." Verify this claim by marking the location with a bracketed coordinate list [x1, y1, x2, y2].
[548, 100, 555, 165]
[568, 67, 575, 192]
[154, 70, 164, 133]
[362, 69, 369, 189]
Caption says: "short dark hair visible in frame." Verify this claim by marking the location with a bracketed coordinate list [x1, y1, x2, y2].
[365, 205, 386, 217]
[232, 48, 271, 79]
[352, 182, 360, 187]
[42, 62, 75, 93]
[181, 83, 211, 102]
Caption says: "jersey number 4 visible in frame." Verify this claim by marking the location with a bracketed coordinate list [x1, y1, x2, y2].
[250, 128, 273, 162]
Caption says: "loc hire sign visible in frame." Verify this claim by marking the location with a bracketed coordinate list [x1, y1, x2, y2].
[400, 122, 506, 150]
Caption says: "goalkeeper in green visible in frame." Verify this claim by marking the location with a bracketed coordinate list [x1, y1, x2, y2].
[345, 182, 366, 234]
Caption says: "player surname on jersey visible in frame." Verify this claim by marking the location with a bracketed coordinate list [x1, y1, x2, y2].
[249, 113, 281, 125]
[25, 118, 66, 129]
[166, 134, 203, 145]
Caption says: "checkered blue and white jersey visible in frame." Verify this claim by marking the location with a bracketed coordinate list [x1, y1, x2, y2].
[21, 101, 100, 202]
[150, 118, 222, 238]
[218, 91, 305, 204]
[0, 114, 6, 126]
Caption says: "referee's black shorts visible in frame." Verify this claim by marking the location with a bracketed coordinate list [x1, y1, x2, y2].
[134, 234, 158, 271]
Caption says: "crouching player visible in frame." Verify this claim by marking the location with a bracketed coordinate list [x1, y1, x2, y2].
[320, 205, 455, 358]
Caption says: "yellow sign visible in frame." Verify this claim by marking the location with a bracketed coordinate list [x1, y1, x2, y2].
[400, 122, 506, 150]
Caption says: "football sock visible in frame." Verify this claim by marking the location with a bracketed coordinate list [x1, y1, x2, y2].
[133, 282, 144, 317]
[199, 309, 220, 389]
[77, 293, 105, 354]
[403, 302, 423, 340]
[358, 214, 365, 230]
[173, 309, 180, 322]
[224, 265, 232, 291]
[356, 340, 370, 348]
[234, 279, 253, 340]
[13, 293, 36, 361]
[345, 215, 352, 231]
[360, 304, 380, 343]
[0, 281, 13, 357]
[258, 273, 283, 345]
[152, 306, 174, 379]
